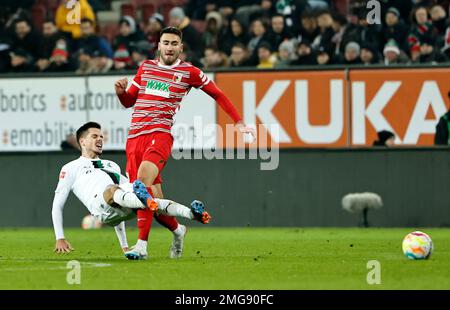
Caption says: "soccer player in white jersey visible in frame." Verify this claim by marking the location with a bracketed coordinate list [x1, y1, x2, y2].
[52, 122, 211, 259]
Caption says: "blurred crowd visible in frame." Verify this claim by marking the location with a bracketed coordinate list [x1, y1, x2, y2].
[0, 0, 449, 74]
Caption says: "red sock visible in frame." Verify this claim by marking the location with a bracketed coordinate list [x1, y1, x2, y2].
[155, 214, 179, 231]
[136, 187, 155, 241]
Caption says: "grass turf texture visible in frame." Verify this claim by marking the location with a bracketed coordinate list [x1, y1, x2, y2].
[0, 227, 449, 289]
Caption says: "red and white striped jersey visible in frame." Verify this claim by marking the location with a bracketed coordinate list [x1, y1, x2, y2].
[125, 59, 212, 139]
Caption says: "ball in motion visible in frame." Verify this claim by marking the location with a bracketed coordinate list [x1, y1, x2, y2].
[81, 214, 102, 230]
[402, 231, 433, 260]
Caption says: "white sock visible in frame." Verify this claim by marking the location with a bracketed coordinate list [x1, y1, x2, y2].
[113, 188, 144, 209]
[136, 239, 147, 250]
[155, 199, 193, 220]
[173, 225, 185, 236]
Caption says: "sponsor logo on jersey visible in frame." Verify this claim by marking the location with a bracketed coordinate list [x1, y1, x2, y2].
[173, 73, 183, 83]
[145, 79, 171, 98]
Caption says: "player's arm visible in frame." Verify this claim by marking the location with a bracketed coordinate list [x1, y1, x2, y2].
[114, 65, 143, 108]
[197, 72, 256, 141]
[52, 167, 75, 253]
[114, 221, 129, 253]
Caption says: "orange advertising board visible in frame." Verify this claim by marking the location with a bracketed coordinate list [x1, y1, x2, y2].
[216, 70, 349, 148]
[215, 68, 450, 147]
[350, 68, 450, 146]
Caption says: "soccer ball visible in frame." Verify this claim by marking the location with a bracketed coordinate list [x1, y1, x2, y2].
[81, 214, 102, 230]
[402, 231, 433, 260]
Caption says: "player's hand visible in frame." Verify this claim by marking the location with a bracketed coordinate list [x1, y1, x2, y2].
[114, 78, 128, 95]
[236, 121, 257, 143]
[54, 239, 74, 254]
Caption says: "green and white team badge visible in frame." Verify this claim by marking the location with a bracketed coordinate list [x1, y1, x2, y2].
[145, 79, 171, 98]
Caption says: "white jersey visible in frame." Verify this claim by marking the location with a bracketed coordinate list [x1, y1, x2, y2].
[52, 156, 128, 239]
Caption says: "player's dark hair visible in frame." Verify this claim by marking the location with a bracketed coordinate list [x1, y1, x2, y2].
[160, 26, 183, 41]
[76, 122, 101, 146]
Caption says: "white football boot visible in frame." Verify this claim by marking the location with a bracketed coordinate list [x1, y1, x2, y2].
[124, 245, 148, 260]
[169, 224, 187, 259]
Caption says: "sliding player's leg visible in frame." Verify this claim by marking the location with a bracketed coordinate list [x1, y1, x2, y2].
[102, 184, 147, 210]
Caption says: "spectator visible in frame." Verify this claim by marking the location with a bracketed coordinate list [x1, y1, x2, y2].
[145, 13, 165, 55]
[0, 25, 11, 72]
[408, 6, 434, 62]
[219, 18, 249, 55]
[113, 16, 145, 70]
[311, 10, 335, 56]
[36, 20, 66, 72]
[46, 40, 75, 72]
[10, 18, 42, 62]
[291, 39, 316, 65]
[130, 41, 153, 69]
[228, 42, 252, 67]
[75, 48, 95, 75]
[434, 91, 450, 145]
[91, 50, 113, 73]
[275, 40, 296, 68]
[316, 46, 332, 65]
[331, 13, 348, 56]
[203, 11, 223, 49]
[202, 46, 228, 70]
[60, 133, 80, 151]
[360, 43, 380, 65]
[247, 19, 270, 64]
[296, 11, 319, 44]
[340, 41, 362, 65]
[417, 37, 448, 64]
[383, 39, 410, 65]
[234, 0, 262, 28]
[373, 130, 395, 146]
[9, 48, 34, 72]
[169, 7, 203, 58]
[55, 0, 95, 40]
[256, 41, 276, 68]
[381, 7, 409, 54]
[266, 14, 292, 51]
[78, 18, 113, 59]
[430, 5, 448, 36]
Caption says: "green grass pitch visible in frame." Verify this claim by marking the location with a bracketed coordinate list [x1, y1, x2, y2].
[0, 227, 449, 289]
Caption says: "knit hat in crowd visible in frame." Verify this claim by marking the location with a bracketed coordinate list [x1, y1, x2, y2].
[52, 41, 69, 58]
[169, 7, 185, 20]
[383, 39, 400, 55]
[149, 13, 164, 27]
[113, 44, 131, 63]
[386, 7, 400, 18]
[120, 15, 137, 34]
[345, 41, 360, 54]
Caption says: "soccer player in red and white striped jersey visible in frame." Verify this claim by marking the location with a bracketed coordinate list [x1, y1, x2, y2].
[115, 27, 255, 260]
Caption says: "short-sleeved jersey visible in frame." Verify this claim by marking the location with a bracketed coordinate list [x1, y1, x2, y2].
[127, 59, 211, 139]
[54, 156, 126, 214]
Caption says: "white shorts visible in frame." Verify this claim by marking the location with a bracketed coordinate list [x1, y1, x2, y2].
[89, 184, 136, 227]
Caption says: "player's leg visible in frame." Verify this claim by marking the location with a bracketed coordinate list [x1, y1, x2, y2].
[154, 198, 211, 224]
[102, 184, 148, 210]
[125, 138, 154, 259]
[152, 183, 186, 259]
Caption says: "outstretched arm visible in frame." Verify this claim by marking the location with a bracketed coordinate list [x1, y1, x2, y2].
[114, 221, 129, 253]
[52, 167, 75, 253]
[115, 78, 139, 108]
[201, 80, 256, 141]
[52, 189, 74, 253]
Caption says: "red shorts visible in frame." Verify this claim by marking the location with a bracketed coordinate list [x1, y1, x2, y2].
[125, 131, 173, 185]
